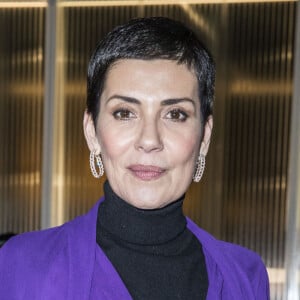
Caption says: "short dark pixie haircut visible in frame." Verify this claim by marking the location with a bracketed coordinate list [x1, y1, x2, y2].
[87, 17, 215, 125]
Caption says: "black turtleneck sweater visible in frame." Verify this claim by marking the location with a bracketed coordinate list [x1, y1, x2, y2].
[96, 181, 208, 300]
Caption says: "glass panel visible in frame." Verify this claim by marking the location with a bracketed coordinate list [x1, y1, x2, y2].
[220, 3, 295, 299]
[0, 6, 45, 233]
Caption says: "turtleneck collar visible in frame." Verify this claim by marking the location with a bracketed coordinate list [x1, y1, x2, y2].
[97, 181, 187, 245]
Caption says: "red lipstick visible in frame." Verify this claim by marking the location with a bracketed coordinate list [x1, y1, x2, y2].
[128, 165, 165, 181]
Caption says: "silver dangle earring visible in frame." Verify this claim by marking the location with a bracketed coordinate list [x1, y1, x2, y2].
[193, 154, 205, 182]
[89, 150, 104, 178]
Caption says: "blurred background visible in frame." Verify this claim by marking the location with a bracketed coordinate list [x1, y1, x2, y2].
[0, 0, 299, 299]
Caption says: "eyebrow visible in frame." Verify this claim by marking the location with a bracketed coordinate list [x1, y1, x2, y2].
[106, 94, 196, 108]
[161, 98, 196, 108]
[106, 95, 140, 105]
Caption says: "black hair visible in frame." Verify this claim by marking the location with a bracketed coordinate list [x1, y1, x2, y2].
[0, 232, 16, 248]
[87, 17, 215, 125]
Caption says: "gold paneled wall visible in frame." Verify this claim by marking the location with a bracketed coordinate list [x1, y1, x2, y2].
[223, 4, 294, 256]
[0, 6, 45, 233]
[0, 1, 298, 299]
[220, 4, 295, 298]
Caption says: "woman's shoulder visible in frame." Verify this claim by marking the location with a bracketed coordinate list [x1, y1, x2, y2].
[217, 240, 269, 298]
[0, 198, 101, 259]
[0, 223, 69, 281]
[0, 224, 70, 298]
[187, 217, 269, 299]
[187, 216, 265, 265]
[1, 223, 67, 257]
[0, 201, 100, 298]
[218, 239, 267, 276]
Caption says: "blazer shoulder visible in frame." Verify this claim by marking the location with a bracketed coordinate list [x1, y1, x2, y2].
[219, 240, 270, 298]
[0, 222, 71, 283]
[219, 240, 265, 271]
[0, 223, 71, 298]
[188, 217, 267, 279]
[186, 219, 270, 299]
[1, 223, 67, 258]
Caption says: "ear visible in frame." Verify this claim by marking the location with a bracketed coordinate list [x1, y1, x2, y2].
[199, 115, 213, 156]
[83, 110, 101, 154]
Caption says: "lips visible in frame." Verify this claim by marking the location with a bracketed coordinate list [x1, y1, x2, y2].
[128, 164, 166, 181]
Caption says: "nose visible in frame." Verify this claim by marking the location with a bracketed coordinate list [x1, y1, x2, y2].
[135, 119, 164, 153]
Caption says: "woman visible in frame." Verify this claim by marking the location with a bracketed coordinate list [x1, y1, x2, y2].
[0, 17, 269, 299]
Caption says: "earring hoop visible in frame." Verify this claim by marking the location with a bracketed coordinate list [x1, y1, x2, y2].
[89, 150, 104, 178]
[193, 154, 205, 182]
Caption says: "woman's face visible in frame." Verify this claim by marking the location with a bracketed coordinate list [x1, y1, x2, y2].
[84, 59, 212, 209]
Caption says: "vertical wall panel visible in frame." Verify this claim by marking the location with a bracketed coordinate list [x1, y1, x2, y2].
[285, 1, 300, 298]
[222, 3, 295, 299]
[0, 6, 45, 233]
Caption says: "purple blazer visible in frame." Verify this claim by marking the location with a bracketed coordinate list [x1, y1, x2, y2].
[0, 198, 270, 299]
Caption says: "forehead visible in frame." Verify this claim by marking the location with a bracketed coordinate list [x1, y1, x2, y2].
[101, 59, 199, 102]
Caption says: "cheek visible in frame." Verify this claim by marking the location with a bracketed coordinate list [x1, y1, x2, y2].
[166, 131, 201, 164]
[98, 123, 134, 159]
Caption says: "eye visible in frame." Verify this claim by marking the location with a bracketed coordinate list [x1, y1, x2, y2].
[165, 109, 188, 122]
[113, 109, 136, 120]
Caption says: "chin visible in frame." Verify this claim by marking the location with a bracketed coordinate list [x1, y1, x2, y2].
[132, 201, 167, 210]
[128, 191, 173, 210]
